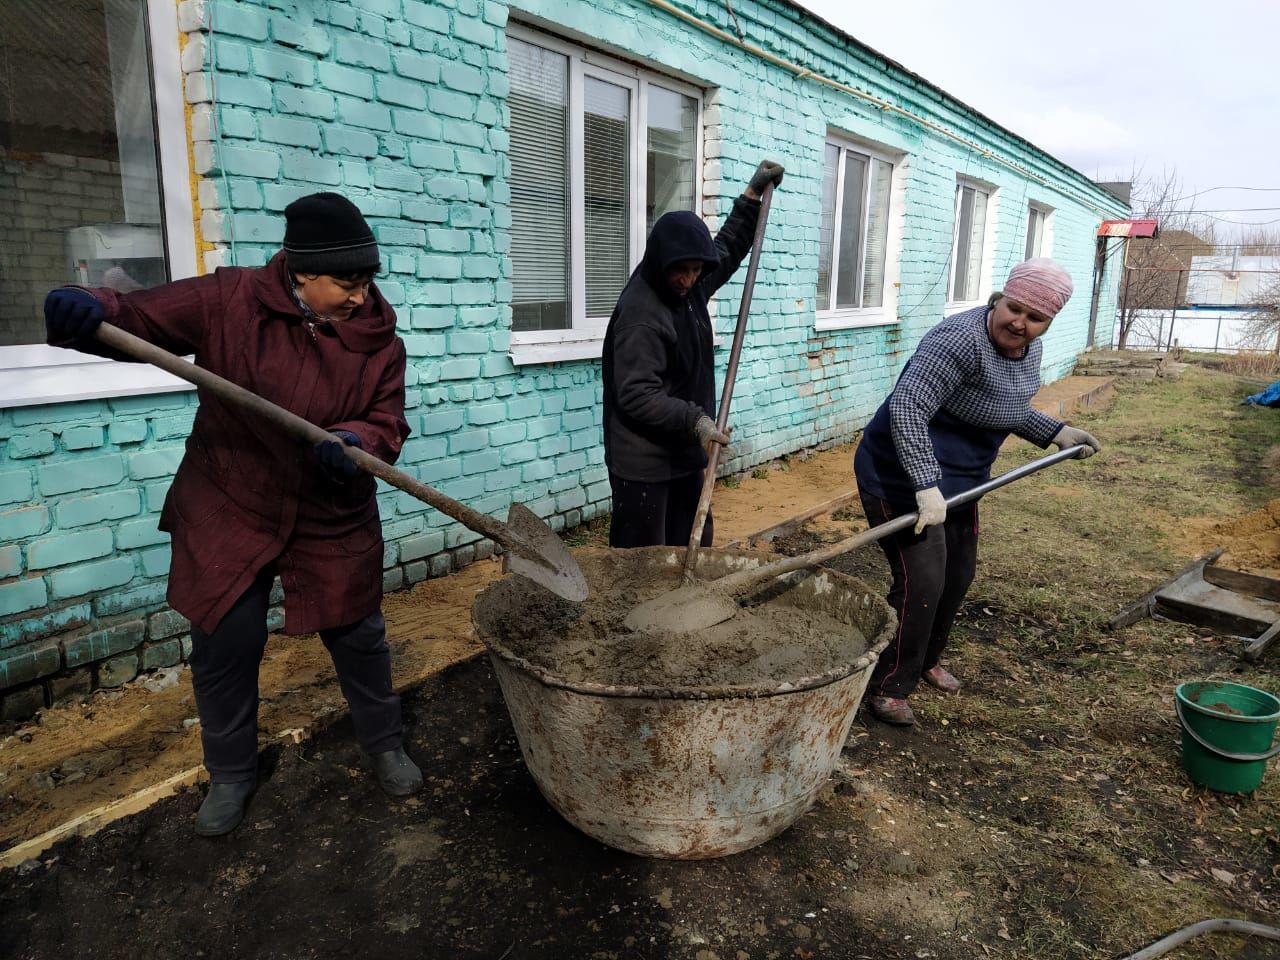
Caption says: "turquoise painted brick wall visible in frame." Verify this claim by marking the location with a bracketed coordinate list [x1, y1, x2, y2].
[0, 0, 1125, 717]
[0, 394, 198, 713]
[496, 0, 1125, 463]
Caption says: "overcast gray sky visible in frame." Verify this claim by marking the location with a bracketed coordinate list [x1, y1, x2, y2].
[794, 0, 1280, 238]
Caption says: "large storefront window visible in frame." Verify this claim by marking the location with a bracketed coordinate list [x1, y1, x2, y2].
[0, 0, 193, 405]
[0, 0, 169, 346]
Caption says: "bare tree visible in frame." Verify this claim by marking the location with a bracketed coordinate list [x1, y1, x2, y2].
[1238, 226, 1280, 257]
[1113, 167, 1215, 349]
[1242, 272, 1280, 354]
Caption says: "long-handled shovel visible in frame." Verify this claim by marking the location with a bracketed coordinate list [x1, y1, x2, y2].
[626, 445, 1088, 633]
[94, 322, 589, 602]
[681, 180, 775, 582]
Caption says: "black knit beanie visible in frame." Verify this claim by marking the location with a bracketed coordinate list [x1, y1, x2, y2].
[282, 192, 380, 276]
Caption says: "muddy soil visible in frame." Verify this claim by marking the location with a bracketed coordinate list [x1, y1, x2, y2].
[0, 562, 497, 852]
[477, 549, 868, 688]
[0, 657, 956, 960]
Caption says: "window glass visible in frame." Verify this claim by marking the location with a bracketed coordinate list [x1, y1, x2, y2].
[1025, 207, 1046, 260]
[583, 77, 630, 320]
[508, 37, 571, 332]
[951, 184, 989, 302]
[646, 85, 697, 234]
[818, 140, 894, 313]
[835, 152, 866, 309]
[507, 32, 701, 337]
[816, 143, 840, 312]
[862, 159, 893, 308]
[0, 0, 167, 346]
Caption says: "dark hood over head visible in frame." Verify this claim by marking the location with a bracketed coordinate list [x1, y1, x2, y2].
[639, 210, 718, 305]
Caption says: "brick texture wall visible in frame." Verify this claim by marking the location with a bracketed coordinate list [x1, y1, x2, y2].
[0, 0, 1127, 720]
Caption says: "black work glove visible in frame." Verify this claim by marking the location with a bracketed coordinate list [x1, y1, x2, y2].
[315, 430, 362, 480]
[748, 159, 785, 195]
[44, 288, 106, 345]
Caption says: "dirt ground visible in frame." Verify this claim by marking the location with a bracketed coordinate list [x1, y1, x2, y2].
[0, 443, 860, 854]
[3, 366, 1280, 960]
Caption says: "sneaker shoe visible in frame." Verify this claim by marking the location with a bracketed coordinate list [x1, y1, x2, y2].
[195, 780, 256, 837]
[922, 666, 961, 694]
[369, 746, 424, 798]
[868, 696, 915, 726]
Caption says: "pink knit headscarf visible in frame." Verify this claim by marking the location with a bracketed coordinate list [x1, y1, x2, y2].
[1003, 258, 1073, 320]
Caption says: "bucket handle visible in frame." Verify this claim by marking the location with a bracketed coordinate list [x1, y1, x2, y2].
[1176, 699, 1280, 762]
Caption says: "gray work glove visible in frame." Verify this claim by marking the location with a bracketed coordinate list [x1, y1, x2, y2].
[913, 486, 947, 535]
[748, 160, 785, 196]
[694, 415, 733, 458]
[1052, 425, 1100, 459]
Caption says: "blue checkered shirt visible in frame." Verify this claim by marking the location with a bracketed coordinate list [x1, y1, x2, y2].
[880, 308, 1059, 496]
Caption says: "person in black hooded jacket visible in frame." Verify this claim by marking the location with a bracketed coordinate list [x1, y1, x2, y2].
[602, 160, 784, 548]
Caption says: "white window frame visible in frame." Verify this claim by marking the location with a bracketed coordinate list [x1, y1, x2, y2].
[1025, 202, 1054, 260]
[814, 134, 905, 333]
[506, 24, 704, 366]
[0, 0, 197, 409]
[946, 177, 999, 311]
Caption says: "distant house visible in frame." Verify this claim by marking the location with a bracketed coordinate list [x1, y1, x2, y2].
[1120, 254, 1280, 351]
[0, 0, 1128, 718]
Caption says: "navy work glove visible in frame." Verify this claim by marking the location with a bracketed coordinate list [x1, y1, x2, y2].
[748, 159, 785, 195]
[44, 288, 106, 345]
[315, 430, 362, 480]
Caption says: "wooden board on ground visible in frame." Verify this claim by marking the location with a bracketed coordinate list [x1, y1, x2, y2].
[1154, 567, 1280, 637]
[1108, 549, 1223, 630]
[723, 489, 859, 549]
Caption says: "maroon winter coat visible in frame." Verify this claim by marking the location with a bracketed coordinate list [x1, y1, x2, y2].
[85, 252, 410, 635]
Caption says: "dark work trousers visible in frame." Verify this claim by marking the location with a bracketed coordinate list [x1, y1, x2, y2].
[189, 569, 403, 783]
[608, 471, 714, 548]
[860, 490, 980, 699]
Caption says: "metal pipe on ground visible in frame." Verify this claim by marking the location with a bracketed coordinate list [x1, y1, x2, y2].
[1119, 918, 1280, 960]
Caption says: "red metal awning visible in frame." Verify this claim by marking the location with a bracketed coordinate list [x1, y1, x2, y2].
[1098, 219, 1158, 238]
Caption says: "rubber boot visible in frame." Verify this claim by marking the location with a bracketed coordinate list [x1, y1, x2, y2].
[868, 696, 916, 727]
[922, 666, 962, 694]
[195, 780, 256, 837]
[369, 746, 424, 798]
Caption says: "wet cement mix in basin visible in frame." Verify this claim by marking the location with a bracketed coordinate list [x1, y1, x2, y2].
[478, 549, 869, 689]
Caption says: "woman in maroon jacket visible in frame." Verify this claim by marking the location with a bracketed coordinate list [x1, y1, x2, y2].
[45, 193, 419, 837]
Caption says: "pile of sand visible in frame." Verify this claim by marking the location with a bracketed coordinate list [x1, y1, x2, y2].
[1214, 499, 1280, 578]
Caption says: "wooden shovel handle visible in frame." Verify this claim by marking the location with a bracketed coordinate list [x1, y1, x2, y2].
[682, 181, 776, 580]
[94, 322, 518, 550]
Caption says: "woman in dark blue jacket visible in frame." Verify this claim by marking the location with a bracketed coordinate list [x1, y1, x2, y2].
[854, 258, 1100, 726]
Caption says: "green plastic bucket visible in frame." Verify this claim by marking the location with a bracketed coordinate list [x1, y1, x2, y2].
[1175, 681, 1280, 794]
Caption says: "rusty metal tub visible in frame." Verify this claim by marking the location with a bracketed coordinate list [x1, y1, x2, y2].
[471, 547, 895, 860]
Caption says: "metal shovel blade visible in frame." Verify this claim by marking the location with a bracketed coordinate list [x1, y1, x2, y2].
[622, 582, 739, 633]
[501, 501, 590, 602]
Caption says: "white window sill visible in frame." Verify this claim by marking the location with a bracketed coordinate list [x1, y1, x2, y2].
[509, 330, 728, 366]
[0, 345, 193, 408]
[945, 300, 986, 314]
[815, 309, 897, 333]
[509, 333, 606, 366]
